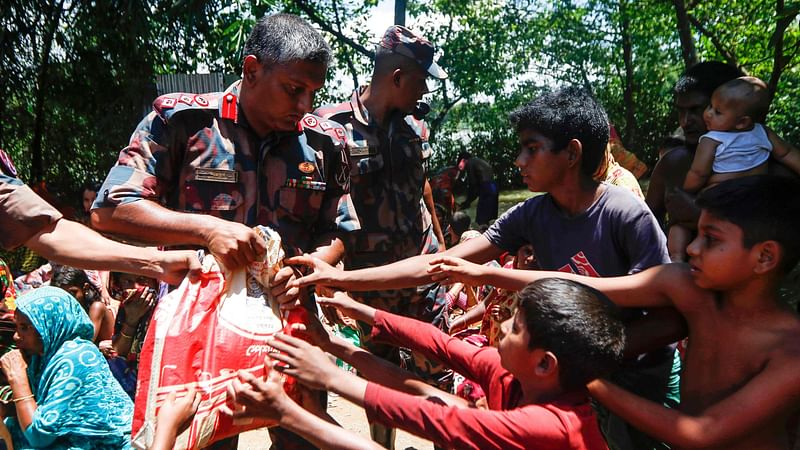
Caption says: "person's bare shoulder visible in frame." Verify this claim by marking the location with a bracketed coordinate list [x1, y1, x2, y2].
[769, 312, 800, 362]
[657, 263, 714, 314]
[658, 146, 695, 187]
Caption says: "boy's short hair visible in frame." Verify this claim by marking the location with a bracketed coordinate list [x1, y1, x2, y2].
[518, 278, 625, 391]
[509, 87, 610, 178]
[674, 61, 744, 98]
[697, 175, 800, 273]
[717, 76, 770, 123]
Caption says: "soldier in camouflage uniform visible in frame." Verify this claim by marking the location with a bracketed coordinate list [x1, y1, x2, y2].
[92, 14, 358, 450]
[314, 25, 449, 449]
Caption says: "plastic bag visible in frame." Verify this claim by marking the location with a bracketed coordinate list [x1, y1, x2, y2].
[132, 226, 305, 449]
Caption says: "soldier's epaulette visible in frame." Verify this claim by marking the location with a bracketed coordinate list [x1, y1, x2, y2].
[152, 92, 220, 122]
[298, 114, 347, 146]
[404, 115, 430, 141]
[314, 102, 351, 120]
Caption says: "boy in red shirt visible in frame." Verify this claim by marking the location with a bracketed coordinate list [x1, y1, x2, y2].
[226, 278, 625, 450]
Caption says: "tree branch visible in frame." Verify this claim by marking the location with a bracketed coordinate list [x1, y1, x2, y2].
[331, 0, 360, 87]
[687, 13, 740, 69]
[768, 0, 796, 100]
[671, 0, 698, 68]
[293, 0, 374, 59]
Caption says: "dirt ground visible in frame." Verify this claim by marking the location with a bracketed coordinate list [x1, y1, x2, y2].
[237, 394, 433, 450]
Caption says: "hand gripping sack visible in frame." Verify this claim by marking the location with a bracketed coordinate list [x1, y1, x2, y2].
[132, 226, 307, 449]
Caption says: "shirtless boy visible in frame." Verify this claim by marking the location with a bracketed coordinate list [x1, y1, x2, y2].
[428, 175, 800, 449]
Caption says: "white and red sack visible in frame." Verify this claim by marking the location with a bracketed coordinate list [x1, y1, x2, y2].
[132, 226, 306, 449]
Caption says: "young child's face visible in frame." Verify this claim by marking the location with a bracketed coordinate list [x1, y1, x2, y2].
[704, 89, 747, 132]
[81, 189, 97, 214]
[515, 245, 536, 270]
[686, 210, 754, 290]
[62, 284, 86, 303]
[111, 273, 157, 299]
[13, 311, 44, 356]
[497, 308, 532, 375]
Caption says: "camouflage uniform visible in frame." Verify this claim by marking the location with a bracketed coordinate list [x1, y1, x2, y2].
[316, 88, 451, 384]
[95, 81, 359, 450]
[95, 81, 360, 255]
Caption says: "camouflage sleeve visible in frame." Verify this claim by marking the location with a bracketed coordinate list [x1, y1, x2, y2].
[319, 127, 360, 234]
[0, 174, 63, 250]
[93, 111, 178, 209]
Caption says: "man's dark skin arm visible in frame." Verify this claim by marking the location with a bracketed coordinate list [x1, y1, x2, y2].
[91, 200, 266, 271]
[646, 147, 696, 228]
[622, 308, 688, 359]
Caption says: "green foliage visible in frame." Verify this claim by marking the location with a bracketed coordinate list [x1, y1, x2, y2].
[1, 0, 798, 200]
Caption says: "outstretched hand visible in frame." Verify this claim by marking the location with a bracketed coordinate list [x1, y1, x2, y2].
[156, 387, 201, 438]
[271, 266, 303, 309]
[316, 291, 376, 326]
[427, 256, 487, 286]
[156, 250, 202, 285]
[286, 312, 331, 350]
[268, 333, 339, 391]
[285, 254, 346, 291]
[223, 366, 292, 422]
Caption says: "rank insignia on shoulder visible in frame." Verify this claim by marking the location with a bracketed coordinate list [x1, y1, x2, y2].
[194, 168, 238, 183]
[298, 162, 316, 174]
[160, 97, 177, 109]
[194, 95, 209, 107]
[178, 94, 194, 105]
[303, 116, 319, 128]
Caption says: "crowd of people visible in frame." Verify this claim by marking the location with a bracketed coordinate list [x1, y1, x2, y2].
[0, 11, 798, 450]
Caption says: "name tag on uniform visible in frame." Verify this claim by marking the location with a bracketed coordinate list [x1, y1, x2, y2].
[349, 146, 375, 157]
[194, 168, 238, 183]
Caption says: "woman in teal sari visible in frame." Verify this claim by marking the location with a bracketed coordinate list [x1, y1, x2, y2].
[1, 286, 133, 449]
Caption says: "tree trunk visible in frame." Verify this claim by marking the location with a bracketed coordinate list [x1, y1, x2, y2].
[30, 0, 65, 181]
[620, 0, 636, 149]
[767, 0, 795, 101]
[395, 0, 407, 26]
[672, 0, 697, 68]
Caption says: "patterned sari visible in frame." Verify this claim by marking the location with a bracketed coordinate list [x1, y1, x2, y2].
[6, 287, 133, 449]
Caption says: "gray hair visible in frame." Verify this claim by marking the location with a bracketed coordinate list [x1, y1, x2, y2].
[243, 13, 332, 67]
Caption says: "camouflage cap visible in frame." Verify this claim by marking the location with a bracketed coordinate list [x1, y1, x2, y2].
[379, 25, 448, 79]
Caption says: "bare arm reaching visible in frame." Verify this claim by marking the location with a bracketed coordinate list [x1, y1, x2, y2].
[25, 218, 200, 285]
[91, 201, 265, 272]
[288, 235, 502, 294]
[587, 349, 800, 448]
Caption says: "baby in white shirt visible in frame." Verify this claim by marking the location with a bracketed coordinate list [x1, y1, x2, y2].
[669, 76, 800, 262]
